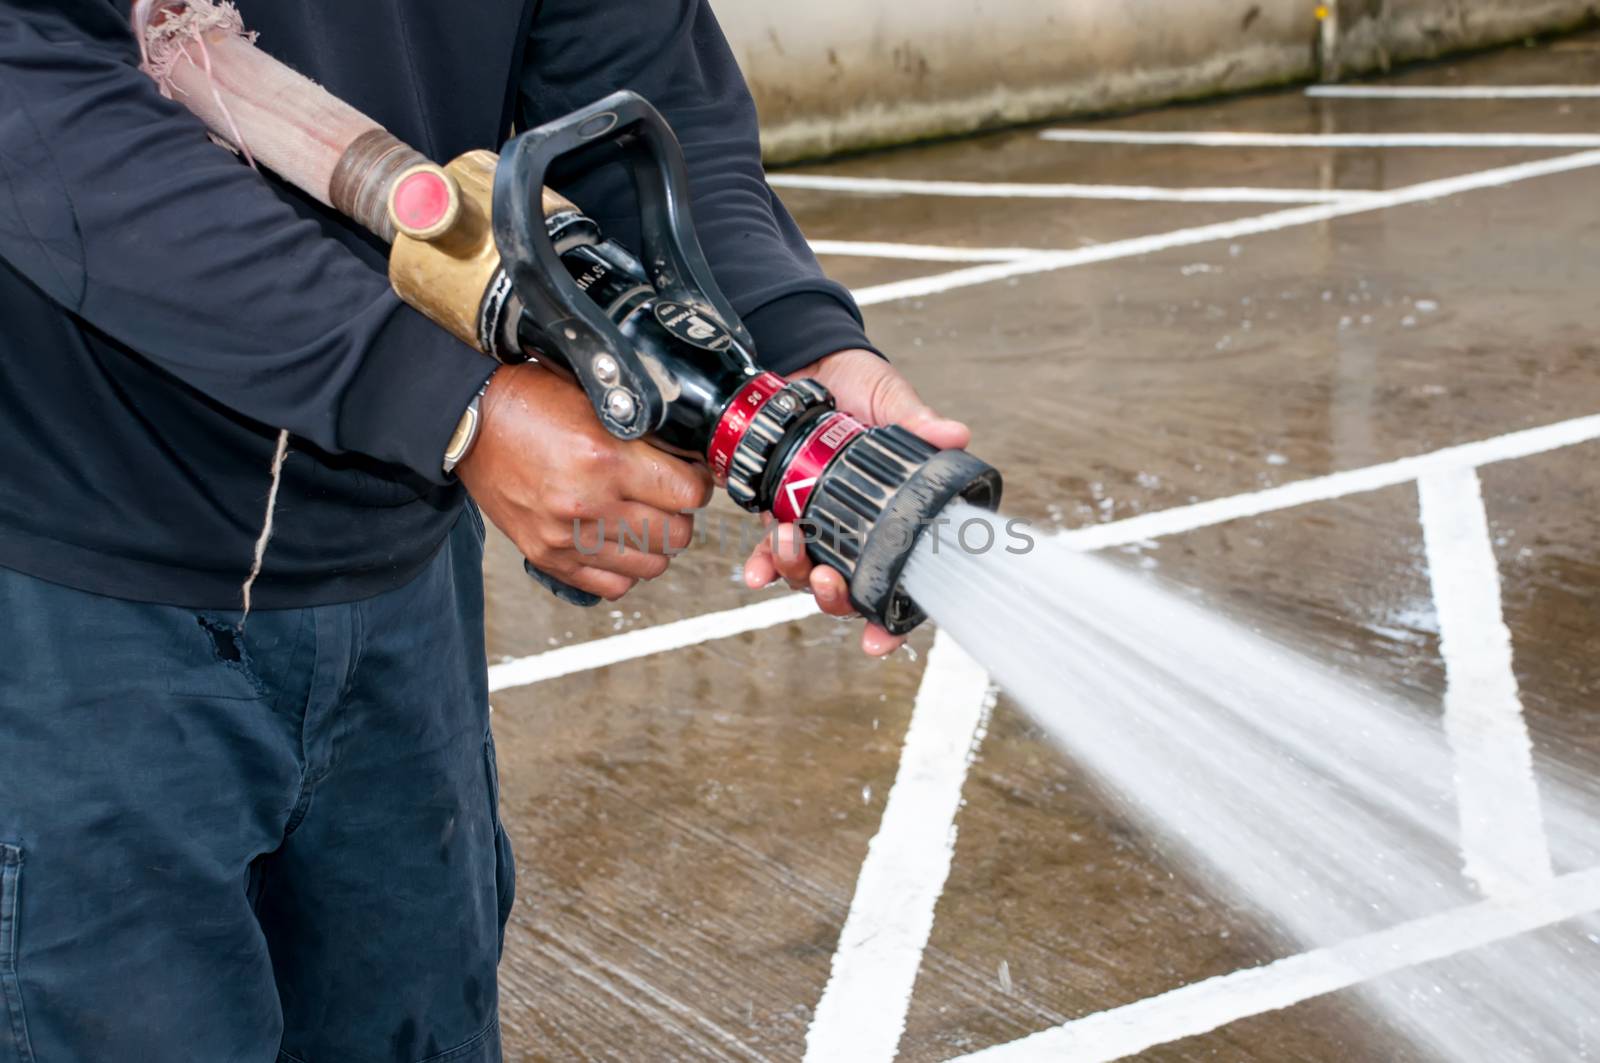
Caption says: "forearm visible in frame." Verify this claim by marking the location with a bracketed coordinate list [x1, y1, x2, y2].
[0, 4, 494, 481]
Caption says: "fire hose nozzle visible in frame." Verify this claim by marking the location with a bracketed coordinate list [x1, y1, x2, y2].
[483, 90, 1005, 635]
[391, 90, 1006, 634]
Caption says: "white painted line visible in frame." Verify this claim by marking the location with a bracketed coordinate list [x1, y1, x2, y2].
[485, 593, 817, 692]
[1309, 84, 1600, 99]
[1039, 129, 1600, 147]
[852, 149, 1600, 307]
[1061, 413, 1600, 551]
[803, 631, 995, 1063]
[810, 239, 1050, 263]
[486, 414, 1600, 693]
[775, 173, 1376, 205]
[951, 866, 1600, 1063]
[1417, 467, 1554, 896]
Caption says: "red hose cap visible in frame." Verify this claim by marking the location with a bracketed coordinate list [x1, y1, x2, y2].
[389, 165, 459, 240]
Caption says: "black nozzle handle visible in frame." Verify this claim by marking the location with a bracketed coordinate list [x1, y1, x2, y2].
[493, 90, 753, 440]
[524, 560, 603, 608]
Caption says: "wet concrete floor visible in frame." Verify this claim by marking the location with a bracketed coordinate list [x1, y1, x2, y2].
[487, 33, 1600, 1061]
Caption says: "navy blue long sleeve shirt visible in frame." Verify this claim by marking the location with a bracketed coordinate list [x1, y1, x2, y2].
[0, 0, 872, 608]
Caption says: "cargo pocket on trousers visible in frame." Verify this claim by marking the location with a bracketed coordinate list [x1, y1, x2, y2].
[483, 731, 516, 956]
[0, 844, 37, 1063]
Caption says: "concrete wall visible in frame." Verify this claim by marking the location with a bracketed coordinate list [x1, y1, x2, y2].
[1336, 0, 1596, 73]
[720, 0, 1599, 163]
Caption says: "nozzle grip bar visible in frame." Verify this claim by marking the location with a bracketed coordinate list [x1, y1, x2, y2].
[523, 560, 603, 608]
[493, 90, 752, 440]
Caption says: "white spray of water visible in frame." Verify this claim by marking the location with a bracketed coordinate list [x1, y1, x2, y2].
[905, 503, 1600, 1060]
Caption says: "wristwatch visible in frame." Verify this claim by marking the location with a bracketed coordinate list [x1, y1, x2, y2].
[443, 374, 494, 476]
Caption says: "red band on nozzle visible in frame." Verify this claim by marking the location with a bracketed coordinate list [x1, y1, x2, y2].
[770, 412, 865, 523]
[707, 371, 786, 485]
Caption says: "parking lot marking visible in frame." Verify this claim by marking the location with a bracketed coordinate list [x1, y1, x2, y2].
[950, 866, 1600, 1062]
[804, 631, 995, 1063]
[1418, 467, 1554, 895]
[774, 173, 1378, 204]
[1061, 413, 1600, 551]
[1038, 129, 1600, 148]
[488, 414, 1600, 694]
[810, 239, 1051, 263]
[1308, 84, 1600, 99]
[486, 593, 818, 691]
[852, 149, 1600, 307]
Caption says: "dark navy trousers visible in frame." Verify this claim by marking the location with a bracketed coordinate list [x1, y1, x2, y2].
[0, 511, 514, 1062]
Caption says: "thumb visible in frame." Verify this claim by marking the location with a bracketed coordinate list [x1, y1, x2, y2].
[866, 373, 973, 450]
[894, 405, 972, 451]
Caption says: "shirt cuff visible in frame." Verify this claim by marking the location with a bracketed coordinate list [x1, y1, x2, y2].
[339, 303, 500, 484]
[740, 289, 885, 376]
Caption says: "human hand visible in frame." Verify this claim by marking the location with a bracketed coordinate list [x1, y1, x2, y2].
[742, 349, 970, 657]
[458, 364, 713, 601]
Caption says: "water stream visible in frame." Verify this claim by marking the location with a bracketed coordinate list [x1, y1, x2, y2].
[903, 502, 1600, 1060]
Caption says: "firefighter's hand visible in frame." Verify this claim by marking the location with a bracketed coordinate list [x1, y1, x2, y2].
[742, 349, 970, 657]
[459, 363, 713, 601]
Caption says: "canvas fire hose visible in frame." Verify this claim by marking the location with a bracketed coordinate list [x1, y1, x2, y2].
[132, 0, 1001, 635]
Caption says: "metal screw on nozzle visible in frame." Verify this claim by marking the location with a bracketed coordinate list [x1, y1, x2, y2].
[593, 354, 620, 385]
[605, 389, 637, 424]
[771, 392, 798, 414]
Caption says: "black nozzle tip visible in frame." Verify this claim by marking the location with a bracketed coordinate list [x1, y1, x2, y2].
[804, 427, 1002, 636]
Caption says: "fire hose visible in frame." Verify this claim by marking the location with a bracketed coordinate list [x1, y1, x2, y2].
[132, 1, 1001, 635]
